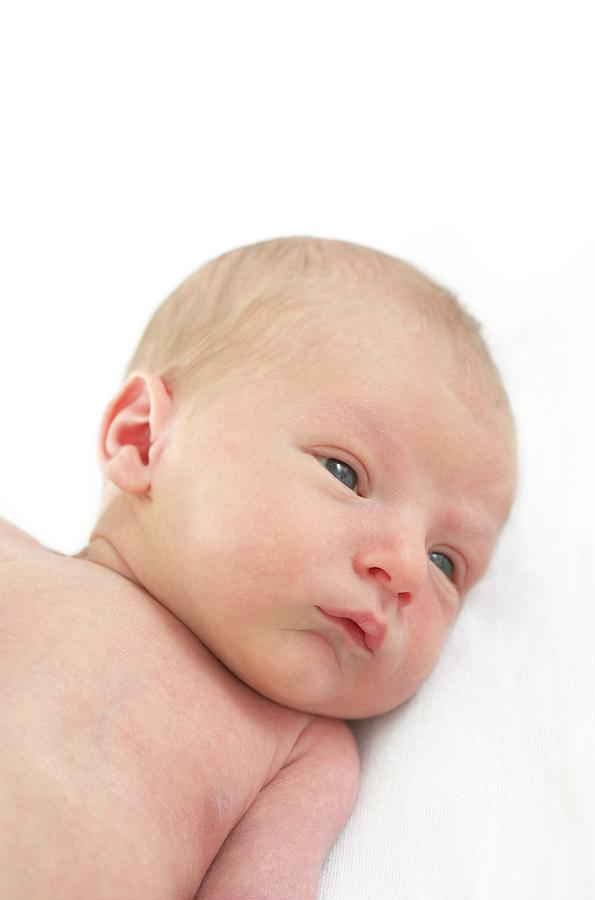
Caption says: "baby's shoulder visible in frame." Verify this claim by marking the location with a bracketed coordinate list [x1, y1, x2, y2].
[0, 519, 109, 607]
[0, 517, 47, 560]
[0, 520, 143, 627]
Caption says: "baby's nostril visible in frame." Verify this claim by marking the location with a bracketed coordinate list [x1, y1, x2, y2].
[370, 567, 390, 583]
[398, 592, 412, 605]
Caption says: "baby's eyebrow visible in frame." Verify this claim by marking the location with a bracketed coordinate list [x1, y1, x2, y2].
[324, 400, 399, 455]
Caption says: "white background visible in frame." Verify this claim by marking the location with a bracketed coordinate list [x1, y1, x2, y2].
[1, 4, 594, 898]
[1, 0, 592, 553]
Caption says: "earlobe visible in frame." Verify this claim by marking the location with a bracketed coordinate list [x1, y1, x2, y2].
[97, 371, 174, 497]
[103, 444, 152, 496]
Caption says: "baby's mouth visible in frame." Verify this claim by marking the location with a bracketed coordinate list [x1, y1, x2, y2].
[315, 606, 386, 654]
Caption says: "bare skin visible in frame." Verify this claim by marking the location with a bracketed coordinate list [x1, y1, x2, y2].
[1, 523, 356, 898]
[0, 278, 517, 898]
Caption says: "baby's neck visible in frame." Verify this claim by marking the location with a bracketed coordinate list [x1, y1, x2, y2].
[72, 535, 140, 587]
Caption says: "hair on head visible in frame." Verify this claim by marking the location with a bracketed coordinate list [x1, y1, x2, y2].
[122, 236, 511, 417]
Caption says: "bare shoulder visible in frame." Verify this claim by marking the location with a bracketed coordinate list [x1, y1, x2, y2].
[0, 517, 46, 560]
[0, 527, 148, 632]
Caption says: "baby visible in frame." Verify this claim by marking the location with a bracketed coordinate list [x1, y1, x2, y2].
[0, 237, 517, 899]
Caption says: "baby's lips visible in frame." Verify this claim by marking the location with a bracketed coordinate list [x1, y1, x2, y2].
[317, 606, 388, 653]
[357, 619, 387, 653]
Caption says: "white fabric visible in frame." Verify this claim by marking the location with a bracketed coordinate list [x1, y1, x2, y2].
[319, 304, 595, 899]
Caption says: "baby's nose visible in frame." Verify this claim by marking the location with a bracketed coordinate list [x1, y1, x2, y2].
[357, 527, 429, 601]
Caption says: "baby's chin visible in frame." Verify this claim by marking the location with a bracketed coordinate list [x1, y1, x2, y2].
[260, 684, 416, 720]
[237, 661, 418, 720]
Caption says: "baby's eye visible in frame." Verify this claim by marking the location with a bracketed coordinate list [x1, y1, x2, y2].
[429, 551, 455, 582]
[320, 457, 359, 493]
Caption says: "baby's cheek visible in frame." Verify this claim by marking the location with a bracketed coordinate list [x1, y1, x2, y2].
[245, 494, 326, 586]
[403, 603, 452, 680]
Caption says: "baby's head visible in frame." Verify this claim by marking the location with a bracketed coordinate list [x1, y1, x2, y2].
[85, 237, 517, 719]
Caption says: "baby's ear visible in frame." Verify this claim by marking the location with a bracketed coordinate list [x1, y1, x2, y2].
[98, 371, 174, 497]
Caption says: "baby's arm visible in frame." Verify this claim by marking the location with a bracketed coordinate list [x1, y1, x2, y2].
[196, 716, 360, 900]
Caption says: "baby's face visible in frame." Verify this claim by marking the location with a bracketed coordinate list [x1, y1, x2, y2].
[135, 291, 517, 718]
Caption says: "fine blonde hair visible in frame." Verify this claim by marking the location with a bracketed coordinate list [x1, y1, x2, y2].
[123, 236, 510, 416]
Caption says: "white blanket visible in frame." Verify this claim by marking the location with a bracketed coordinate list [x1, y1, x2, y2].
[320, 304, 595, 899]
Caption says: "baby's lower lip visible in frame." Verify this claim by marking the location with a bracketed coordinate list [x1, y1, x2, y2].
[316, 608, 370, 653]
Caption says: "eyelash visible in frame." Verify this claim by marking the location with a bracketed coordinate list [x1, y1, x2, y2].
[317, 454, 459, 585]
